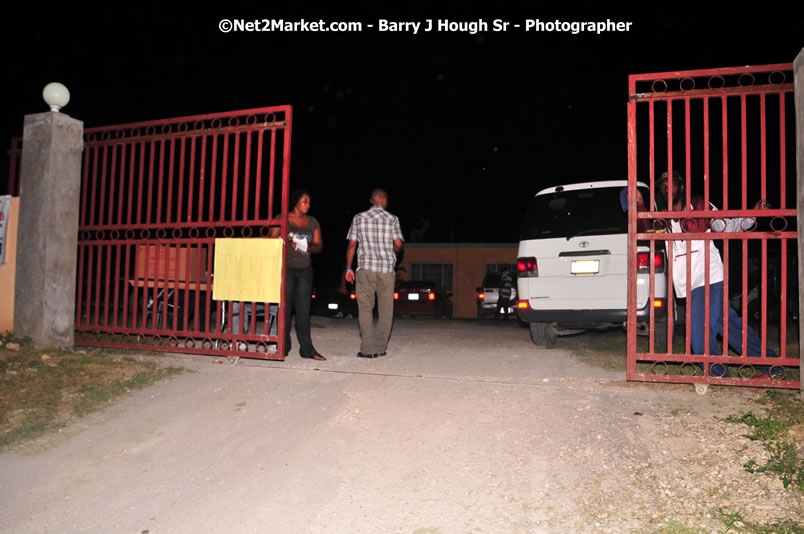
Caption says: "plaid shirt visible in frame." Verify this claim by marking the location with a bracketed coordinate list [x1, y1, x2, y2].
[346, 206, 404, 273]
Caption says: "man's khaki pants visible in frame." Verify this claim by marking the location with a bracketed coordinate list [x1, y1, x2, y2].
[355, 269, 396, 354]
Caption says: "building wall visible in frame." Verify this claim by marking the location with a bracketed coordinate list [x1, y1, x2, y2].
[0, 197, 19, 332]
[399, 243, 518, 319]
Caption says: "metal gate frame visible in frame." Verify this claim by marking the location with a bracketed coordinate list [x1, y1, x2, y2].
[71, 106, 292, 359]
[626, 64, 800, 389]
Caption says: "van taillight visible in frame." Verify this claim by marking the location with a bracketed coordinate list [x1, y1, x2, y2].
[517, 257, 538, 277]
[637, 251, 665, 273]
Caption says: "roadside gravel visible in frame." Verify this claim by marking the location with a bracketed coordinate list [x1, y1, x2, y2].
[0, 318, 800, 533]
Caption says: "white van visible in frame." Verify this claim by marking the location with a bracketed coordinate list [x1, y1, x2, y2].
[516, 181, 668, 347]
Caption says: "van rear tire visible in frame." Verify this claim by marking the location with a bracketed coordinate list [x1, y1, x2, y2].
[529, 322, 557, 348]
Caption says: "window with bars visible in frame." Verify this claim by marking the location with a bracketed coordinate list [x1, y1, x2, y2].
[410, 263, 454, 290]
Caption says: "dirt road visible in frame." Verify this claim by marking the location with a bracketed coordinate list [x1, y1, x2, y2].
[0, 318, 799, 533]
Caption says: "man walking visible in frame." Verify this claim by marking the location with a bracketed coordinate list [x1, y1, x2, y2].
[345, 189, 404, 358]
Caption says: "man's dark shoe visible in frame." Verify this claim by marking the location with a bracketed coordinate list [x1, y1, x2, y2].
[759, 365, 787, 378]
[357, 352, 378, 358]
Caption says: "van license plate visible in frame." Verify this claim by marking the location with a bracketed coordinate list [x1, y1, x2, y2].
[571, 260, 599, 274]
[408, 293, 419, 301]
[328, 303, 339, 310]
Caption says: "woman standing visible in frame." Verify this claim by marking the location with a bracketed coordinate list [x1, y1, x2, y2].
[283, 189, 325, 360]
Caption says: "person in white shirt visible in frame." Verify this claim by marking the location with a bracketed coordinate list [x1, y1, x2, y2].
[658, 170, 780, 377]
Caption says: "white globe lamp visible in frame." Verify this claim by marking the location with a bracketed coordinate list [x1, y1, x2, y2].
[42, 82, 70, 112]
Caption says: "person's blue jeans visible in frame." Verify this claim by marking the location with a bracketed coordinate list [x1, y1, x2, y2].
[285, 266, 316, 357]
[690, 281, 779, 376]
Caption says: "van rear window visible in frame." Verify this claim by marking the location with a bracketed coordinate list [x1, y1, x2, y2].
[520, 186, 647, 240]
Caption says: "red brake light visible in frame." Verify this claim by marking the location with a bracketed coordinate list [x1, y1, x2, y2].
[637, 252, 665, 273]
[653, 299, 663, 308]
[517, 257, 538, 277]
[654, 252, 665, 272]
[478, 292, 486, 301]
[636, 252, 648, 269]
[517, 300, 529, 309]
[393, 292, 399, 300]
[350, 293, 356, 300]
[428, 293, 436, 301]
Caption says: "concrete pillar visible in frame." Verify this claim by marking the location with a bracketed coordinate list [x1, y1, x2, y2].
[795, 49, 804, 397]
[14, 112, 83, 347]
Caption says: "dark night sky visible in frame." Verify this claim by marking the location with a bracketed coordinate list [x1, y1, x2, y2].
[3, 4, 802, 286]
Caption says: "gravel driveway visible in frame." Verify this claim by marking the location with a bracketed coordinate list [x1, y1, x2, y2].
[0, 318, 800, 533]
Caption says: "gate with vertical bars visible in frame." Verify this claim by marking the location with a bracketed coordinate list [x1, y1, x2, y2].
[67, 106, 292, 359]
[626, 64, 799, 389]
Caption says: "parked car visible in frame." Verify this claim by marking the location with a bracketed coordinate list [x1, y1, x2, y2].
[394, 280, 453, 319]
[476, 271, 518, 319]
[516, 180, 668, 348]
[311, 287, 358, 318]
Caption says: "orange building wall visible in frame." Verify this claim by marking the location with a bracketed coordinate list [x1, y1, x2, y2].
[399, 243, 518, 319]
[0, 197, 19, 332]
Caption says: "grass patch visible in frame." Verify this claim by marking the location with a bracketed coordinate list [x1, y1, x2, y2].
[654, 508, 804, 533]
[655, 520, 707, 533]
[552, 322, 800, 381]
[555, 328, 628, 370]
[724, 391, 804, 491]
[712, 508, 804, 534]
[0, 335, 185, 452]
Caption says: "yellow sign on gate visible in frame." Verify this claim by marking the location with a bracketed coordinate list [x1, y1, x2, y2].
[212, 238, 283, 303]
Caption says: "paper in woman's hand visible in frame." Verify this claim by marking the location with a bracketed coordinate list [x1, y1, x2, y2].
[292, 234, 308, 253]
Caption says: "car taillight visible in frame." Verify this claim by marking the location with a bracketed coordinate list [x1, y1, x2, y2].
[393, 292, 399, 300]
[636, 252, 648, 271]
[655, 252, 665, 273]
[637, 251, 665, 273]
[428, 293, 436, 301]
[517, 300, 529, 309]
[517, 257, 538, 277]
[478, 292, 486, 301]
[350, 293, 356, 300]
[653, 299, 663, 308]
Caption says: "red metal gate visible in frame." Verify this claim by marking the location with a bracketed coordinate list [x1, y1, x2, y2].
[72, 106, 292, 359]
[626, 64, 799, 388]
